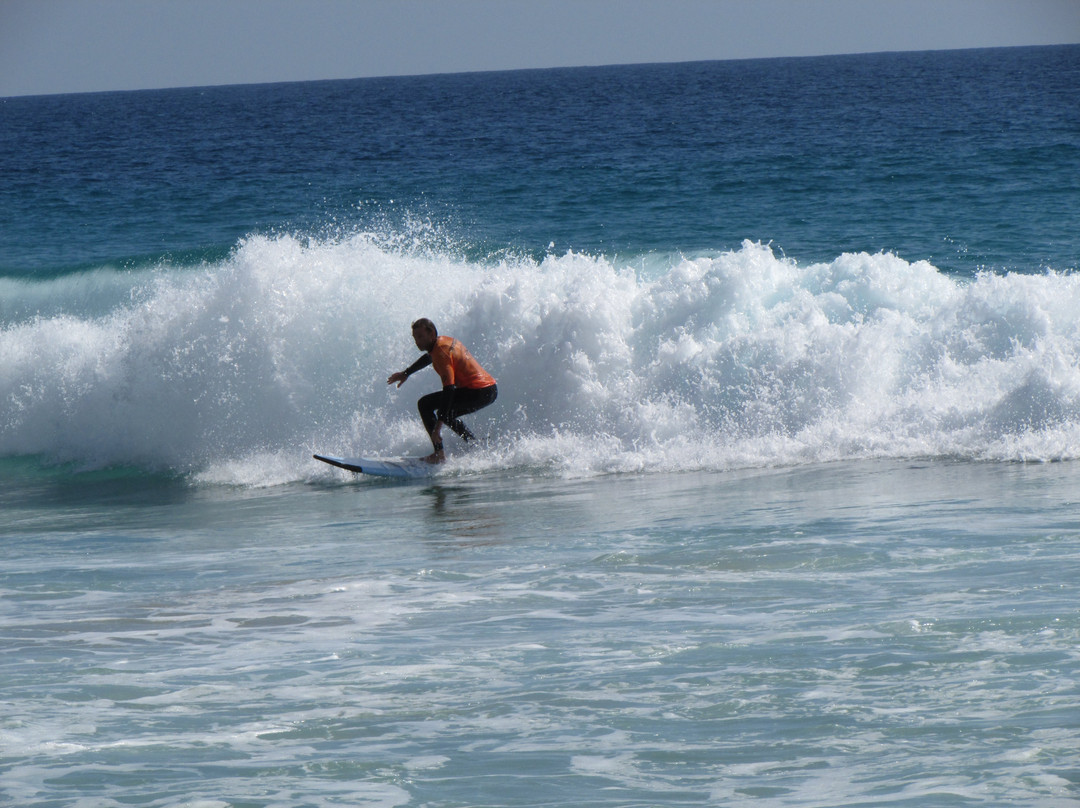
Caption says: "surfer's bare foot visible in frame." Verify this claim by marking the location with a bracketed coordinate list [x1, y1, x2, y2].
[422, 450, 445, 464]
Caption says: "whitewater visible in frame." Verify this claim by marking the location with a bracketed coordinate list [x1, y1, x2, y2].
[3, 234, 1080, 483]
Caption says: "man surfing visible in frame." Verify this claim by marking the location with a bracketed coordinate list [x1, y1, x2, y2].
[387, 318, 498, 463]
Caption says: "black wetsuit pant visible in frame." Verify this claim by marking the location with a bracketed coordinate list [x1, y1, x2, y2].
[418, 384, 498, 443]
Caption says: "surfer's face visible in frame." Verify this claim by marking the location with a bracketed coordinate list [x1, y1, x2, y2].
[412, 325, 437, 352]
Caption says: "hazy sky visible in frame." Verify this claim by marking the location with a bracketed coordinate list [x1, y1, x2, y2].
[2, 0, 1078, 97]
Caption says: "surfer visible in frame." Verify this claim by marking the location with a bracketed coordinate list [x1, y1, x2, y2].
[387, 318, 498, 463]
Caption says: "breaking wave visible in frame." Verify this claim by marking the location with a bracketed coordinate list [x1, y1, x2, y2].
[3, 231, 1080, 484]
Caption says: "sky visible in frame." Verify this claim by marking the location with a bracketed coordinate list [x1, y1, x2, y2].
[1, 0, 1078, 97]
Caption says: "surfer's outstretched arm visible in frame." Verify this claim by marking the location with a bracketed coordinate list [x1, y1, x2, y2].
[387, 354, 433, 387]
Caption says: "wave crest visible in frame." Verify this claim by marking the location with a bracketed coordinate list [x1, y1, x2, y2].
[3, 234, 1080, 482]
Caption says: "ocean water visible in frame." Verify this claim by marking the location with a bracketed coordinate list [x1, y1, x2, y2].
[2, 45, 1080, 806]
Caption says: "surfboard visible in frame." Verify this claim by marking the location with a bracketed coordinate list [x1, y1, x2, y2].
[313, 453, 439, 479]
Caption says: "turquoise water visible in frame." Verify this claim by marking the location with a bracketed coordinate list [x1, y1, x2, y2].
[4, 462, 1080, 806]
[2, 46, 1080, 806]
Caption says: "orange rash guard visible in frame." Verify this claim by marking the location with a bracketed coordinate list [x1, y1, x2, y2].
[429, 336, 496, 389]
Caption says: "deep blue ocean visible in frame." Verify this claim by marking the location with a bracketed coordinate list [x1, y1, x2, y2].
[2, 45, 1080, 807]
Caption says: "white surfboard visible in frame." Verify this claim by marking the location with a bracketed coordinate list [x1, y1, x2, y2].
[313, 453, 439, 479]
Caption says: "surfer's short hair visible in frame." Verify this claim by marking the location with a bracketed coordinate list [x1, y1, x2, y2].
[411, 318, 437, 335]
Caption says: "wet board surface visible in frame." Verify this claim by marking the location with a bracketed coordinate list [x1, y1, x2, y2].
[313, 453, 438, 479]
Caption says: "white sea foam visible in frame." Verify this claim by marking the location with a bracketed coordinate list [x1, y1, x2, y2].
[3, 233, 1080, 482]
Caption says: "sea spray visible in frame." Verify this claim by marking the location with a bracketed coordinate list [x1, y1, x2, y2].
[3, 234, 1080, 482]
